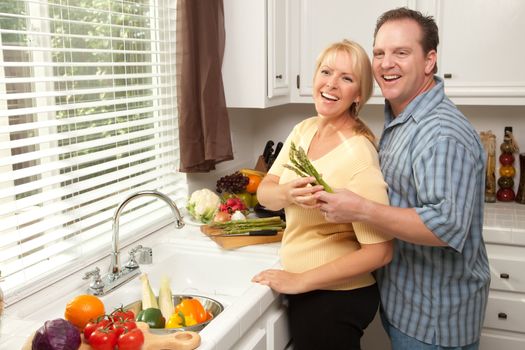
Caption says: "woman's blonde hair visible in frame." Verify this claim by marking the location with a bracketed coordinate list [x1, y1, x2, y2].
[314, 39, 376, 145]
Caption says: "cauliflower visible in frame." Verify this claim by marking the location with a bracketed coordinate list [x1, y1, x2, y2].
[186, 188, 220, 223]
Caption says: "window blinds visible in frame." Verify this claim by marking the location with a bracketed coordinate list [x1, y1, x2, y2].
[0, 0, 186, 303]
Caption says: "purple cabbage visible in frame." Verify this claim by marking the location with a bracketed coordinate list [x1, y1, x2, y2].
[32, 318, 81, 350]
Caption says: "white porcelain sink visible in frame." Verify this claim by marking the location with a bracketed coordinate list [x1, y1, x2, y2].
[101, 242, 280, 310]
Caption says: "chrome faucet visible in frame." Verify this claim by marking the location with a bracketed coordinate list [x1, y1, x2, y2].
[84, 190, 184, 296]
[109, 190, 185, 280]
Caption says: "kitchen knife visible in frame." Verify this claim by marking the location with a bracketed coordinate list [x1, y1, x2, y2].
[267, 141, 283, 168]
[216, 229, 278, 237]
[262, 140, 274, 164]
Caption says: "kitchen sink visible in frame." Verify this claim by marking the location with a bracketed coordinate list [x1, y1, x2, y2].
[101, 242, 280, 311]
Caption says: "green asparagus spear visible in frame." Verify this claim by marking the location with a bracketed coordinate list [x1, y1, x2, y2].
[285, 142, 333, 192]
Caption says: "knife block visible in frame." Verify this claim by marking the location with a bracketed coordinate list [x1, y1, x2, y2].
[254, 155, 268, 172]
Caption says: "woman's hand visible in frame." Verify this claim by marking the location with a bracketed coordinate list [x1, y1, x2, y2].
[283, 176, 324, 209]
[252, 269, 308, 294]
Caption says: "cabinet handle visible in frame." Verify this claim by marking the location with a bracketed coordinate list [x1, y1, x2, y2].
[275, 74, 282, 79]
[444, 73, 452, 79]
[498, 312, 507, 320]
[500, 273, 510, 279]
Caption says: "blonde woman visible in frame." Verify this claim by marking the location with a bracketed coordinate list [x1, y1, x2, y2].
[252, 40, 393, 350]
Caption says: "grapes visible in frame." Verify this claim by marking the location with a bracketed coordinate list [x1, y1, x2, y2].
[216, 172, 249, 194]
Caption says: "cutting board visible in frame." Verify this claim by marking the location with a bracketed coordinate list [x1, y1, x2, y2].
[200, 225, 283, 249]
[22, 321, 200, 350]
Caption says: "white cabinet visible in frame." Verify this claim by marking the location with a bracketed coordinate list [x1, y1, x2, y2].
[292, 0, 411, 102]
[222, 0, 290, 108]
[231, 298, 291, 350]
[481, 205, 525, 350]
[418, 0, 525, 105]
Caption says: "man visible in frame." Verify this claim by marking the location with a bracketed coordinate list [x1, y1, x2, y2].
[315, 7, 490, 350]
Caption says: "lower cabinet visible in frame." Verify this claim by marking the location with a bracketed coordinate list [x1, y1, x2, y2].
[481, 241, 525, 350]
[231, 298, 291, 350]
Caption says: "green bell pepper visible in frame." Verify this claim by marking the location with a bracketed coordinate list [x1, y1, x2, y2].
[136, 307, 166, 328]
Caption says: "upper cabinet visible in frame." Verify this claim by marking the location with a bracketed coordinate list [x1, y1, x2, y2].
[424, 0, 525, 105]
[222, 0, 290, 108]
[292, 0, 410, 103]
[222, 0, 525, 107]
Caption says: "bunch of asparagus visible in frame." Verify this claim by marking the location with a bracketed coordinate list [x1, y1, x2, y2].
[210, 216, 285, 234]
[283, 142, 333, 192]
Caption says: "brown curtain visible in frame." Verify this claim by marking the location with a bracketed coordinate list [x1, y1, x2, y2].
[176, 0, 233, 172]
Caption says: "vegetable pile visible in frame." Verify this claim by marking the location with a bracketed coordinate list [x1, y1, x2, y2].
[140, 273, 212, 330]
[283, 142, 332, 192]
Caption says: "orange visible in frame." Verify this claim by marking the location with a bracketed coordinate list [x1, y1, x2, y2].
[245, 174, 262, 194]
[64, 294, 105, 330]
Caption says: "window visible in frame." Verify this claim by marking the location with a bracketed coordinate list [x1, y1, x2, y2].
[0, 0, 186, 304]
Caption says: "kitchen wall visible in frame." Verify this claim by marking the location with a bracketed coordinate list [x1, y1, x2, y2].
[187, 104, 525, 193]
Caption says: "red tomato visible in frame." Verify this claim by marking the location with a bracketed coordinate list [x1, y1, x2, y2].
[84, 318, 111, 342]
[110, 307, 135, 322]
[89, 328, 118, 350]
[111, 319, 137, 337]
[118, 328, 145, 350]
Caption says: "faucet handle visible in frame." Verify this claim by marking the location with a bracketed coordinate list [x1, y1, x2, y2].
[124, 245, 142, 270]
[83, 267, 105, 295]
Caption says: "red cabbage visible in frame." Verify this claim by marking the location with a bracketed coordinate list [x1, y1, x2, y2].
[32, 318, 81, 350]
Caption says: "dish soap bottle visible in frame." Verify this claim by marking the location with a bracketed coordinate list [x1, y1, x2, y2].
[497, 127, 519, 201]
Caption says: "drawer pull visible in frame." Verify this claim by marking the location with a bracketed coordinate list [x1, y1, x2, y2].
[500, 273, 510, 279]
[275, 74, 283, 79]
[444, 73, 452, 79]
[498, 312, 508, 320]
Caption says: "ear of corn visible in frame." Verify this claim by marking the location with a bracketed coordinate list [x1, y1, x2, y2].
[140, 273, 159, 309]
[158, 276, 174, 319]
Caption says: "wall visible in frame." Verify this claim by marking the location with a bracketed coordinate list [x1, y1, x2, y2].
[187, 104, 525, 193]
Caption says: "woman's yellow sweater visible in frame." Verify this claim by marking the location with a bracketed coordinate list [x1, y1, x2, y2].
[269, 117, 392, 291]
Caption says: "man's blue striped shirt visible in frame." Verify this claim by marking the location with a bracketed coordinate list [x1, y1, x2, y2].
[375, 77, 490, 347]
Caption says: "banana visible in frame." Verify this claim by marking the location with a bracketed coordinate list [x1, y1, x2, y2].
[240, 168, 266, 178]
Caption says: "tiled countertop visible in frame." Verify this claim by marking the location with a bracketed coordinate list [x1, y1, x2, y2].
[483, 202, 525, 246]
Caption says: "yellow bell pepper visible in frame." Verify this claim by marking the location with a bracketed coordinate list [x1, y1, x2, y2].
[165, 311, 198, 328]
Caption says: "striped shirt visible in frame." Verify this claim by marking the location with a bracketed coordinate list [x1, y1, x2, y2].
[375, 77, 490, 347]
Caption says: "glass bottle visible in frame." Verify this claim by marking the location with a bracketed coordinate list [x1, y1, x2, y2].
[516, 153, 525, 204]
[480, 131, 496, 202]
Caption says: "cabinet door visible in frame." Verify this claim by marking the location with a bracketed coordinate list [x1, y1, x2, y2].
[266, 307, 291, 350]
[436, 0, 525, 103]
[481, 329, 525, 350]
[268, 0, 290, 98]
[298, 0, 410, 97]
[486, 244, 525, 293]
[484, 290, 525, 333]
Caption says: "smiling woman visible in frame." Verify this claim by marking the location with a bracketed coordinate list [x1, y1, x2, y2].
[0, 0, 187, 305]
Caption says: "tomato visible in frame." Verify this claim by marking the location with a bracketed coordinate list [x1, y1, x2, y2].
[499, 153, 515, 166]
[89, 328, 118, 350]
[110, 307, 135, 322]
[117, 328, 144, 350]
[111, 319, 137, 337]
[84, 318, 111, 342]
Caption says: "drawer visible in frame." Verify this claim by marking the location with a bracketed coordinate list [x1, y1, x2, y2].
[480, 329, 525, 350]
[484, 291, 525, 333]
[486, 244, 525, 292]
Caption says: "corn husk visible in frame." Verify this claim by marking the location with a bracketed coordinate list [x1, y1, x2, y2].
[158, 276, 174, 319]
[140, 273, 158, 309]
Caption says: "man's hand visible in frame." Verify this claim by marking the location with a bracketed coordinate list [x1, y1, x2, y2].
[314, 189, 369, 223]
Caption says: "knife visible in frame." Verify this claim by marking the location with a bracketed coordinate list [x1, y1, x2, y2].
[216, 229, 278, 237]
[262, 140, 274, 164]
[267, 141, 283, 168]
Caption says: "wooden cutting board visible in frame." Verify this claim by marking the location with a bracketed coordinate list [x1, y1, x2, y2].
[200, 225, 283, 249]
[22, 321, 200, 350]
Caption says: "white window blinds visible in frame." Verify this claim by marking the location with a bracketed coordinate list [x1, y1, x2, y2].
[0, 0, 186, 303]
